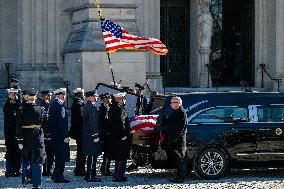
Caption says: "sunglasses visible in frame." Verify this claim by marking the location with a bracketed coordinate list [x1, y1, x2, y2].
[171, 102, 179, 104]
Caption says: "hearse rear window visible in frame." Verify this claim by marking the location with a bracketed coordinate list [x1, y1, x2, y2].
[258, 107, 284, 122]
[192, 107, 248, 123]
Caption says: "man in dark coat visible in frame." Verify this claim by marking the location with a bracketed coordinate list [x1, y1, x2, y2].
[98, 92, 112, 176]
[69, 88, 86, 176]
[108, 92, 131, 182]
[17, 89, 46, 189]
[164, 96, 187, 183]
[82, 90, 102, 182]
[3, 88, 21, 177]
[37, 90, 54, 176]
[49, 88, 70, 183]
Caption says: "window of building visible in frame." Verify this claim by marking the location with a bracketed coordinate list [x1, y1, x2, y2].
[257, 107, 284, 122]
[192, 107, 248, 123]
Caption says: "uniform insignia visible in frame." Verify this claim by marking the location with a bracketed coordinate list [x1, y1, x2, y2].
[62, 108, 65, 118]
[276, 128, 282, 136]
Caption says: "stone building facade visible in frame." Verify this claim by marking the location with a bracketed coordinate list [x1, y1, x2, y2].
[0, 0, 283, 93]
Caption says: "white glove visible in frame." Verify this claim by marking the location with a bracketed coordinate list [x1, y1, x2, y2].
[93, 138, 99, 143]
[18, 144, 23, 149]
[122, 136, 127, 141]
[64, 138, 70, 143]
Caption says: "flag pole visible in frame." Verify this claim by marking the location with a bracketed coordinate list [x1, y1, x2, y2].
[95, 0, 116, 86]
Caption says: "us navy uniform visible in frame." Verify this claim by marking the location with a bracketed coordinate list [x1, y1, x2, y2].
[3, 88, 21, 177]
[37, 90, 54, 176]
[49, 88, 70, 183]
[69, 88, 86, 176]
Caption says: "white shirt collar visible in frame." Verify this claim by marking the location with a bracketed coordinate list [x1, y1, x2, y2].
[56, 97, 64, 105]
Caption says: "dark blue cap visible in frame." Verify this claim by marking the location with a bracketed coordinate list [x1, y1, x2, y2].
[135, 83, 145, 90]
[85, 90, 98, 97]
[11, 78, 20, 83]
[40, 90, 52, 95]
[23, 88, 38, 96]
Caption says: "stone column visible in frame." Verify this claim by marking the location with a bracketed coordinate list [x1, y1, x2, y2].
[142, 0, 163, 93]
[194, 0, 213, 88]
[64, 0, 147, 91]
[274, 0, 284, 91]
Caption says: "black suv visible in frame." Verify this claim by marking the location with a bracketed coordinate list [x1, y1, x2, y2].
[152, 92, 284, 180]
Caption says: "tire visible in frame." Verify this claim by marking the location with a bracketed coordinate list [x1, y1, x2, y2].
[193, 147, 228, 180]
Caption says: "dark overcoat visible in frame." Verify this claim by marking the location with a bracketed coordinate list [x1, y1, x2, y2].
[69, 97, 84, 140]
[82, 101, 102, 156]
[108, 102, 131, 160]
[98, 103, 111, 152]
[3, 99, 21, 161]
[165, 106, 187, 153]
[49, 98, 70, 162]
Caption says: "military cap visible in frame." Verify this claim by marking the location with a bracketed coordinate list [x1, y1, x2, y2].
[10, 78, 20, 83]
[135, 83, 145, 90]
[40, 89, 52, 95]
[24, 88, 38, 96]
[99, 92, 112, 99]
[85, 90, 98, 97]
[7, 88, 19, 93]
[73, 88, 84, 94]
[54, 88, 66, 95]
[113, 92, 126, 98]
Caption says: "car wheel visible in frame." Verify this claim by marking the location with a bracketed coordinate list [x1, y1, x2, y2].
[193, 147, 228, 180]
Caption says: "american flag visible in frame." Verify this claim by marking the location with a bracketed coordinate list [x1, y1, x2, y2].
[129, 115, 159, 133]
[100, 18, 168, 55]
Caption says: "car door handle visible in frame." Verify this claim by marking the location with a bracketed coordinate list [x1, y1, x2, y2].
[259, 128, 270, 131]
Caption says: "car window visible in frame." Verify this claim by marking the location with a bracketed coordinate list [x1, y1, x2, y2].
[258, 107, 284, 122]
[192, 107, 248, 123]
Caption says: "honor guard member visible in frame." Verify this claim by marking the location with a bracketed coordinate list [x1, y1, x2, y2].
[69, 88, 86, 176]
[98, 92, 113, 176]
[134, 83, 149, 115]
[10, 78, 20, 89]
[165, 96, 187, 183]
[82, 91, 102, 182]
[37, 90, 54, 176]
[3, 88, 21, 177]
[49, 88, 70, 183]
[108, 92, 131, 182]
[17, 89, 45, 189]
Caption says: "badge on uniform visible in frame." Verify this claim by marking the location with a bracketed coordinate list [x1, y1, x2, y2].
[62, 108, 65, 118]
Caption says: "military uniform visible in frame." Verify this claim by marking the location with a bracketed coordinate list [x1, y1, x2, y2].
[69, 88, 86, 176]
[98, 93, 112, 176]
[48, 88, 70, 183]
[17, 89, 45, 189]
[3, 88, 21, 177]
[165, 106, 187, 182]
[82, 91, 102, 182]
[108, 93, 131, 182]
[37, 90, 54, 176]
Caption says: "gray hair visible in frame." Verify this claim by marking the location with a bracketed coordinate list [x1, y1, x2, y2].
[171, 96, 183, 105]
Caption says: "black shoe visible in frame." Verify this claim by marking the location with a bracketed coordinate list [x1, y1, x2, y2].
[169, 178, 185, 183]
[113, 177, 127, 182]
[74, 170, 86, 176]
[42, 171, 52, 177]
[101, 171, 113, 176]
[22, 177, 32, 184]
[86, 177, 102, 182]
[53, 178, 70, 183]
[127, 163, 139, 172]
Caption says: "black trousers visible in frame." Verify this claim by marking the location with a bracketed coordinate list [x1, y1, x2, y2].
[100, 152, 111, 174]
[74, 140, 86, 173]
[169, 148, 187, 179]
[53, 161, 65, 180]
[43, 140, 54, 174]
